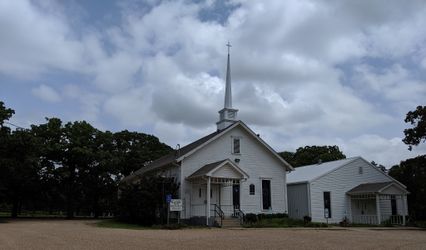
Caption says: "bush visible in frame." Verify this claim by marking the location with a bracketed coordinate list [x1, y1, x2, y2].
[116, 175, 179, 226]
[257, 213, 289, 220]
[303, 215, 312, 225]
[245, 213, 258, 224]
[339, 217, 349, 227]
[415, 221, 426, 228]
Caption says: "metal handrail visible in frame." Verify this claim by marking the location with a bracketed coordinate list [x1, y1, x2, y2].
[211, 204, 224, 227]
[234, 207, 245, 225]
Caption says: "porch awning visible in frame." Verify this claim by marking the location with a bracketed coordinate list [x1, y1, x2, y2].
[187, 159, 249, 181]
[347, 182, 408, 195]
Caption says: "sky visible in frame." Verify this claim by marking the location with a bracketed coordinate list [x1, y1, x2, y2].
[1, 0, 425, 167]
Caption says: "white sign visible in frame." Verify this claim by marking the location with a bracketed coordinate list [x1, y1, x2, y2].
[169, 199, 183, 211]
[324, 208, 329, 218]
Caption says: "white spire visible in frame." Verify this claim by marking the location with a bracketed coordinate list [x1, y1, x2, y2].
[217, 42, 238, 131]
[224, 42, 232, 108]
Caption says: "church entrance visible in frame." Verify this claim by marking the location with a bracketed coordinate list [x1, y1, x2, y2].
[232, 184, 240, 209]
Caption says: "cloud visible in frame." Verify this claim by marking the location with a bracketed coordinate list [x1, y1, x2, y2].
[0, 1, 88, 78]
[2, 0, 426, 167]
[31, 84, 61, 102]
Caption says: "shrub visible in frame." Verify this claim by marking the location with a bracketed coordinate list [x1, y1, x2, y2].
[245, 213, 258, 224]
[303, 215, 312, 225]
[257, 213, 289, 220]
[339, 217, 349, 227]
[116, 175, 179, 226]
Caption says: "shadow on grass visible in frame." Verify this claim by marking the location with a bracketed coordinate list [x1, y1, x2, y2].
[96, 219, 202, 230]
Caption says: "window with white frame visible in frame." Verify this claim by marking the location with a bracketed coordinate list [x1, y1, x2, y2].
[249, 184, 255, 195]
[232, 137, 241, 154]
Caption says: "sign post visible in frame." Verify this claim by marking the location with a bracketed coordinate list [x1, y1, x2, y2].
[166, 194, 172, 226]
[170, 199, 183, 225]
[324, 208, 329, 224]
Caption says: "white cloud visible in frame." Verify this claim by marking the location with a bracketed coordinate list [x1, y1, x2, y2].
[31, 84, 61, 103]
[0, 1, 88, 78]
[2, 0, 426, 167]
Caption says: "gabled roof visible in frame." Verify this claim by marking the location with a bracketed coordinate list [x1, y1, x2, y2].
[347, 182, 408, 195]
[187, 159, 249, 179]
[121, 125, 228, 183]
[122, 120, 293, 183]
[287, 157, 360, 184]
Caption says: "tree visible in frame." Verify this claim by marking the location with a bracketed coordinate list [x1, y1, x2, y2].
[389, 155, 426, 220]
[279, 145, 346, 167]
[3, 129, 41, 217]
[117, 175, 179, 225]
[113, 130, 173, 177]
[403, 106, 426, 150]
[0, 101, 14, 128]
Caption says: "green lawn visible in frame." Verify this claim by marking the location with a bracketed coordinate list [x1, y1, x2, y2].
[96, 219, 154, 230]
[243, 218, 329, 228]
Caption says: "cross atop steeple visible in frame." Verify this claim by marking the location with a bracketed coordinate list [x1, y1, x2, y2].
[226, 41, 232, 54]
[217, 42, 238, 131]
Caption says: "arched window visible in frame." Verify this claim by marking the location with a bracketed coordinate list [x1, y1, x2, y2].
[249, 184, 255, 195]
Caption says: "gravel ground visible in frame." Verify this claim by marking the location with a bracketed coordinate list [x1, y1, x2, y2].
[0, 220, 425, 250]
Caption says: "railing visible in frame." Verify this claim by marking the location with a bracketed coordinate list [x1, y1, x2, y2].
[211, 204, 225, 227]
[352, 215, 378, 225]
[233, 207, 245, 225]
[382, 215, 404, 225]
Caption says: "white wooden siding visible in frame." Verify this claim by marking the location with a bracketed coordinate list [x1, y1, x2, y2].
[309, 158, 394, 223]
[213, 165, 241, 178]
[180, 126, 287, 218]
[287, 183, 310, 219]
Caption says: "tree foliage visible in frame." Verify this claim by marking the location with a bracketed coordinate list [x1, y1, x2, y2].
[117, 176, 179, 225]
[389, 155, 426, 220]
[0, 100, 173, 219]
[279, 145, 346, 167]
[403, 106, 426, 150]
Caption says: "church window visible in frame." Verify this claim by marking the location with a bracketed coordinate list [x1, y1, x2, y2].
[249, 184, 255, 195]
[233, 138, 240, 154]
[358, 166, 363, 174]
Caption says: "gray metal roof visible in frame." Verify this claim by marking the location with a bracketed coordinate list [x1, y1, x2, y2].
[187, 159, 229, 179]
[287, 157, 359, 184]
[347, 182, 394, 194]
[121, 124, 233, 183]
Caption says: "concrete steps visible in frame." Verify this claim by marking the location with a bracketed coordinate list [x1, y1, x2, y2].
[220, 217, 242, 228]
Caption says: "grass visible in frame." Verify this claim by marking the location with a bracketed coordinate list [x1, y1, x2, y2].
[243, 217, 329, 228]
[96, 219, 153, 230]
[96, 219, 194, 230]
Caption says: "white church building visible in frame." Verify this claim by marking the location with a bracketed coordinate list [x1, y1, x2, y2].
[123, 45, 293, 226]
[287, 157, 409, 225]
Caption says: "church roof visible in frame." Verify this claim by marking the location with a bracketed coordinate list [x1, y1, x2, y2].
[347, 182, 393, 194]
[122, 120, 293, 183]
[121, 123, 234, 183]
[187, 159, 248, 179]
[287, 157, 360, 184]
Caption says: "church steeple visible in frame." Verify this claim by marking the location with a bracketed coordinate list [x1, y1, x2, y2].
[217, 42, 238, 131]
[224, 42, 232, 108]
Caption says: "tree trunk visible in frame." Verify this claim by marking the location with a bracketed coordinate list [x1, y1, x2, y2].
[66, 165, 76, 219]
[11, 199, 19, 218]
[93, 195, 100, 219]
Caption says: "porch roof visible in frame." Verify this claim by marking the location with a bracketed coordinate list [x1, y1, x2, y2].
[187, 159, 249, 180]
[347, 182, 408, 195]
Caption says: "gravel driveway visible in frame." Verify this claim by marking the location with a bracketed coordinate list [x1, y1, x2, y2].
[0, 220, 425, 250]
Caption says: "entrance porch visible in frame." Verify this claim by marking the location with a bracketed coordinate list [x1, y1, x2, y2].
[347, 182, 409, 225]
[186, 159, 249, 226]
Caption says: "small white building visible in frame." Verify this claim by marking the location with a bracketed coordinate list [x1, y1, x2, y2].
[123, 46, 293, 226]
[287, 157, 409, 225]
